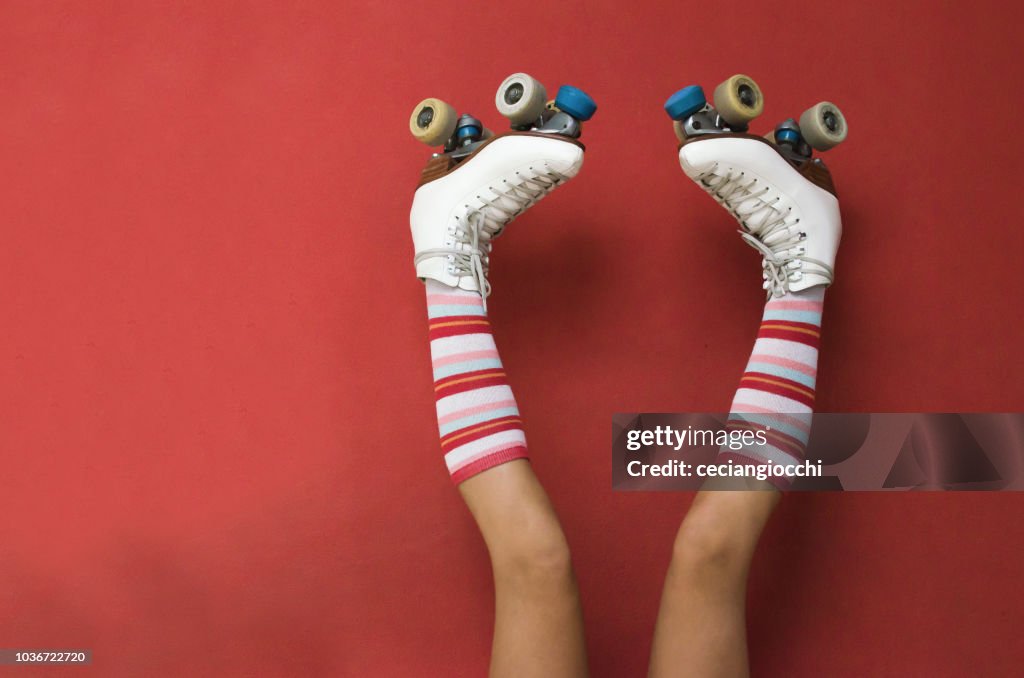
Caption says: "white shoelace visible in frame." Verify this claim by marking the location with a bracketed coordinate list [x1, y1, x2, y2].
[696, 165, 833, 298]
[414, 168, 569, 310]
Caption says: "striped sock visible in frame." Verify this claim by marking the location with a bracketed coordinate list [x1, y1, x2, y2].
[425, 280, 529, 484]
[722, 287, 825, 489]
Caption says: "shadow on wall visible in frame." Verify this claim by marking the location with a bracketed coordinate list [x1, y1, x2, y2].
[495, 221, 611, 333]
[746, 492, 841, 667]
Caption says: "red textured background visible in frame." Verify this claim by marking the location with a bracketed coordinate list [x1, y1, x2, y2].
[2, 1, 1023, 676]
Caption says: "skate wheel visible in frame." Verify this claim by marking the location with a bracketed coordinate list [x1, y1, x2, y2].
[409, 98, 458, 146]
[673, 120, 688, 142]
[799, 101, 848, 151]
[554, 85, 596, 121]
[712, 74, 764, 126]
[481, 127, 495, 140]
[664, 85, 706, 121]
[496, 73, 547, 125]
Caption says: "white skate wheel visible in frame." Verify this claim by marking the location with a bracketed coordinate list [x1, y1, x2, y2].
[409, 97, 458, 147]
[713, 74, 764, 127]
[799, 101, 848, 151]
[495, 73, 547, 125]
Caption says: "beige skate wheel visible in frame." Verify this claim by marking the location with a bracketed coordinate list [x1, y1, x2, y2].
[763, 131, 776, 144]
[712, 74, 764, 127]
[409, 98, 458, 146]
[799, 101, 848, 151]
[495, 73, 547, 125]
[673, 120, 688, 142]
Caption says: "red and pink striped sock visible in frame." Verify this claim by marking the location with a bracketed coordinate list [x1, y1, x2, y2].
[424, 280, 528, 484]
[722, 287, 825, 489]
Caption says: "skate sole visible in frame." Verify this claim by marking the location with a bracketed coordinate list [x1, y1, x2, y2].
[679, 132, 837, 198]
[417, 131, 585, 188]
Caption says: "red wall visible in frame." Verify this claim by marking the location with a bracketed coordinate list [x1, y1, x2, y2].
[1, 1, 1022, 675]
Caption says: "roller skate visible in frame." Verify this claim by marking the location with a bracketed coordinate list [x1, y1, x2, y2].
[408, 73, 596, 304]
[664, 74, 848, 297]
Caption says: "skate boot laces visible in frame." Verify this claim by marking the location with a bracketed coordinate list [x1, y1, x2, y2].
[413, 166, 569, 309]
[697, 165, 834, 298]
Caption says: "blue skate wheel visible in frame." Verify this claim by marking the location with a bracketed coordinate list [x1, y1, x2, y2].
[775, 127, 800, 144]
[554, 85, 597, 121]
[664, 85, 706, 120]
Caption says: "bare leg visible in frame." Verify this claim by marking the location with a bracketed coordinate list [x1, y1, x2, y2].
[649, 488, 779, 678]
[649, 286, 826, 676]
[652, 76, 844, 674]
[650, 288, 827, 676]
[459, 460, 588, 678]
[407, 98, 592, 674]
[419, 280, 588, 674]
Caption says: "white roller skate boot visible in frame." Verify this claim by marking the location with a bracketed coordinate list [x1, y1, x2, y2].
[408, 73, 596, 307]
[665, 74, 847, 297]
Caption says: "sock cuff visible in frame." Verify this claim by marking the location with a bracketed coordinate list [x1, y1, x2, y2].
[449, 446, 530, 485]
